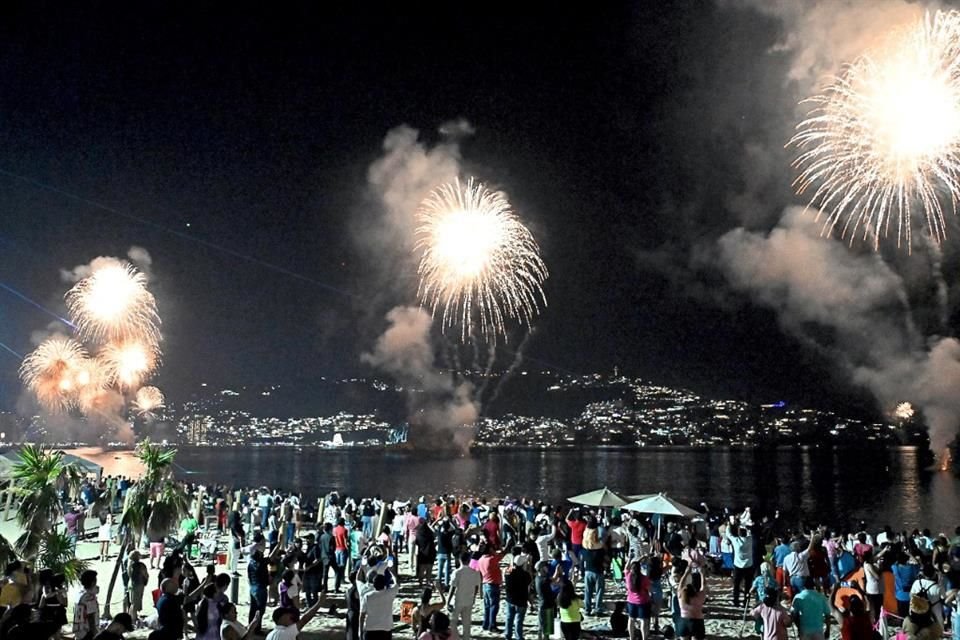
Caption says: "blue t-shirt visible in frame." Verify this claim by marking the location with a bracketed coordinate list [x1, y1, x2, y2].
[893, 563, 919, 601]
[791, 589, 831, 634]
[772, 544, 791, 567]
[836, 551, 856, 577]
[417, 503, 428, 519]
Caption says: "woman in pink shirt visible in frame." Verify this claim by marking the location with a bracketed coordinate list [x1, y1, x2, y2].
[625, 560, 652, 640]
[677, 568, 707, 640]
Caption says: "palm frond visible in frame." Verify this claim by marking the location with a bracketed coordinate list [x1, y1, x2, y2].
[38, 530, 89, 584]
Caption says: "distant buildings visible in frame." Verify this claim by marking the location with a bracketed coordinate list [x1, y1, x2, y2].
[0, 372, 926, 449]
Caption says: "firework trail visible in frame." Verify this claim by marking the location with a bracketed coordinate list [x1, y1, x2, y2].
[65, 260, 160, 345]
[18, 336, 88, 413]
[790, 10, 960, 249]
[132, 386, 165, 419]
[415, 178, 547, 343]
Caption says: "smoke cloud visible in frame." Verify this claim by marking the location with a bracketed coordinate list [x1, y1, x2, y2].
[723, 0, 924, 89]
[60, 246, 154, 284]
[362, 306, 478, 451]
[717, 208, 960, 451]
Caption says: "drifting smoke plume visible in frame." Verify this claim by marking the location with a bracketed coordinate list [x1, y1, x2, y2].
[717, 208, 960, 451]
[362, 306, 478, 452]
[366, 123, 464, 254]
[723, 0, 924, 89]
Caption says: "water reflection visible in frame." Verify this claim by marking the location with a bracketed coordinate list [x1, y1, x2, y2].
[176, 446, 959, 531]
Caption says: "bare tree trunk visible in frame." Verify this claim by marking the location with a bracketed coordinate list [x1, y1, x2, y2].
[102, 530, 129, 619]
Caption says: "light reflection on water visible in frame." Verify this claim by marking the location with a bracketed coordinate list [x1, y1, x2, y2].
[175, 446, 959, 532]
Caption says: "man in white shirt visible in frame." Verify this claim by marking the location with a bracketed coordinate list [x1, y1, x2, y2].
[449, 551, 482, 640]
[783, 538, 816, 596]
[725, 527, 754, 608]
[266, 599, 323, 640]
[360, 572, 400, 640]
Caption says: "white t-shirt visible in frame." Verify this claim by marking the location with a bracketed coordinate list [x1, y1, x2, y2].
[265, 623, 300, 640]
[727, 535, 753, 568]
[449, 565, 482, 609]
[783, 550, 810, 578]
[360, 585, 400, 631]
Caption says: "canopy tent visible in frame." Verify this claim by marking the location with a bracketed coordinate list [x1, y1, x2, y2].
[621, 493, 700, 517]
[0, 449, 103, 479]
[567, 487, 628, 507]
[621, 493, 700, 540]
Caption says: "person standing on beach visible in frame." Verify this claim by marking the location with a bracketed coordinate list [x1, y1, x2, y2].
[258, 489, 273, 531]
[581, 519, 606, 616]
[625, 559, 652, 640]
[505, 556, 533, 640]
[319, 522, 340, 594]
[303, 533, 322, 607]
[449, 551, 482, 640]
[478, 545, 505, 633]
[334, 518, 350, 588]
[751, 593, 791, 640]
[783, 538, 815, 598]
[73, 569, 100, 640]
[247, 549, 269, 635]
[790, 577, 831, 640]
[359, 572, 400, 640]
[725, 526, 754, 608]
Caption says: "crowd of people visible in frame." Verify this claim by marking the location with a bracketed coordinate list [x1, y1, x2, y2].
[0, 475, 958, 640]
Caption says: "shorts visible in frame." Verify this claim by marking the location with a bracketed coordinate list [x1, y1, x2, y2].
[150, 542, 165, 559]
[627, 602, 652, 619]
[678, 617, 705, 640]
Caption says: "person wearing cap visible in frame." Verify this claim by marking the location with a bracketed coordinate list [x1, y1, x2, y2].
[93, 612, 135, 640]
[266, 596, 324, 640]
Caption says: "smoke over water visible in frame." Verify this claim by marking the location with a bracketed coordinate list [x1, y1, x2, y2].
[633, 1, 960, 454]
[356, 123, 481, 450]
[717, 209, 960, 451]
[361, 306, 478, 451]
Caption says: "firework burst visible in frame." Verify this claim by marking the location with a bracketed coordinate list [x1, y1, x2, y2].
[65, 260, 160, 344]
[790, 10, 960, 248]
[415, 178, 548, 343]
[894, 401, 916, 420]
[19, 336, 88, 413]
[132, 385, 165, 420]
[99, 340, 159, 389]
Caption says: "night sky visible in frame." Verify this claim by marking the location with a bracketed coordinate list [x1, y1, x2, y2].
[0, 2, 916, 416]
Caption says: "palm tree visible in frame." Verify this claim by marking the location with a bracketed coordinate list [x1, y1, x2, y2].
[102, 439, 189, 618]
[10, 444, 83, 558]
[37, 529, 89, 584]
